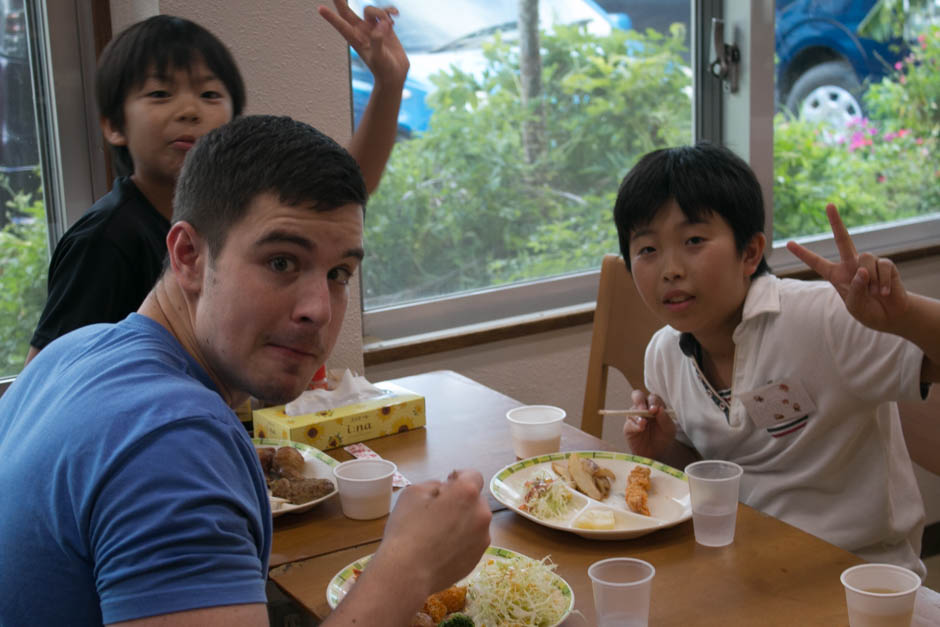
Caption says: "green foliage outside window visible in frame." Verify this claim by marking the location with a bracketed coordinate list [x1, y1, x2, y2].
[772, 24, 940, 241]
[363, 23, 691, 307]
[363, 22, 939, 309]
[0, 175, 48, 376]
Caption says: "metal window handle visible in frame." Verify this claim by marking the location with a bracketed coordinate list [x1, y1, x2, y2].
[710, 17, 740, 93]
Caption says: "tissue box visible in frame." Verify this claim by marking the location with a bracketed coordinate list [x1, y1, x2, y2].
[252, 382, 425, 450]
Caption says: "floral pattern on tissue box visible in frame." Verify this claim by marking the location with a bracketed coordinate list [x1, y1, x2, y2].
[252, 382, 425, 450]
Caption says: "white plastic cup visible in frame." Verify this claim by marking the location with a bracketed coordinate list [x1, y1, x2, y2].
[841, 563, 920, 627]
[332, 459, 397, 520]
[684, 460, 743, 547]
[588, 557, 656, 627]
[505, 405, 566, 459]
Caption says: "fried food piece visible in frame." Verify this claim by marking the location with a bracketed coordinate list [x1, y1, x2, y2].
[422, 596, 448, 623]
[287, 477, 334, 504]
[256, 447, 275, 473]
[268, 478, 292, 501]
[273, 446, 305, 480]
[436, 585, 467, 613]
[568, 453, 603, 500]
[626, 466, 651, 516]
[410, 612, 435, 627]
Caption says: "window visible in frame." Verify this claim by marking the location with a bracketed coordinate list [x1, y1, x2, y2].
[0, 0, 47, 378]
[770, 0, 940, 274]
[353, 0, 695, 339]
[353, 0, 940, 342]
[0, 0, 101, 384]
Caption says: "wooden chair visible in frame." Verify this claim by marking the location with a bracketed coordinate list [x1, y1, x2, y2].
[581, 254, 664, 438]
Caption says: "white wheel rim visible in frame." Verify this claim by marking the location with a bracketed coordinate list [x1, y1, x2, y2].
[798, 84, 861, 128]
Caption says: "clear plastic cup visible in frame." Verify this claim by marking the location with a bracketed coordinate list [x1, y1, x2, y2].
[684, 460, 743, 547]
[332, 458, 397, 520]
[588, 557, 655, 627]
[841, 563, 920, 627]
[505, 405, 566, 459]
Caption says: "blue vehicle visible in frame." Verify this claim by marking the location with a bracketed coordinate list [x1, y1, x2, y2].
[775, 0, 903, 126]
[350, 0, 630, 137]
[599, 0, 906, 126]
[350, 49, 432, 139]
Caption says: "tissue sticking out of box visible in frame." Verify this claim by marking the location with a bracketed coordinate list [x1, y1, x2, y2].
[285, 369, 385, 416]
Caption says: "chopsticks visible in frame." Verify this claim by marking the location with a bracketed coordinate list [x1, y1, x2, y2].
[598, 408, 677, 418]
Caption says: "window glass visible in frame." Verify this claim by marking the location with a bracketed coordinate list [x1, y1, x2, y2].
[351, 0, 693, 311]
[0, 0, 48, 378]
[773, 0, 940, 243]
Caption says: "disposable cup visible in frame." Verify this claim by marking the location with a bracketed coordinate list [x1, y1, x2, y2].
[332, 458, 397, 520]
[588, 557, 655, 627]
[505, 405, 566, 459]
[684, 460, 743, 547]
[841, 563, 920, 627]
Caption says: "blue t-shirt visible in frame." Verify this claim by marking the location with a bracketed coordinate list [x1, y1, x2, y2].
[0, 314, 271, 625]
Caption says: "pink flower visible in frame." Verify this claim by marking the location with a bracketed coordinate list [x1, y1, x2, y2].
[918, 34, 926, 43]
[877, 175, 886, 183]
[916, 138, 924, 145]
[894, 61, 904, 70]
[900, 75, 907, 84]
[898, 128, 910, 138]
[883, 131, 897, 141]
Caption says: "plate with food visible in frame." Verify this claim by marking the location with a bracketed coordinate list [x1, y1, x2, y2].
[490, 450, 691, 540]
[252, 438, 338, 517]
[326, 545, 574, 626]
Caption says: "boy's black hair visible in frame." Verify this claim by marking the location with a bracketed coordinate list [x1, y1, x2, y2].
[613, 142, 770, 277]
[173, 115, 367, 258]
[96, 15, 246, 177]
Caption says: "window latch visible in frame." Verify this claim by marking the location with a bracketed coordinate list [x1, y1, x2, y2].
[709, 17, 740, 94]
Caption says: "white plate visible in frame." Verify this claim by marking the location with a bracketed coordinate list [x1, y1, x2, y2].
[326, 545, 574, 626]
[252, 438, 338, 517]
[490, 450, 691, 540]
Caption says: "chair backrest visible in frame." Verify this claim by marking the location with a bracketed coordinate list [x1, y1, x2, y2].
[581, 254, 664, 438]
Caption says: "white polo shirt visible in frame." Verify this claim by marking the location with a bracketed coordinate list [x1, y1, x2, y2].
[645, 274, 927, 577]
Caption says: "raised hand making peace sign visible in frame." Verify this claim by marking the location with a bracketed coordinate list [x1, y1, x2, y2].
[786, 203, 909, 333]
[787, 203, 940, 382]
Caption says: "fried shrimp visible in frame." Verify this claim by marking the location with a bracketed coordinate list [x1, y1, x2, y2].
[626, 465, 652, 516]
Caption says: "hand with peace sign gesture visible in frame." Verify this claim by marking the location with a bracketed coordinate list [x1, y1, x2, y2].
[787, 203, 940, 382]
[318, 1, 410, 193]
[786, 204, 907, 333]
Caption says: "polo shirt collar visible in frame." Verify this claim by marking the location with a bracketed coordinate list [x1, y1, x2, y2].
[679, 273, 780, 358]
[740, 273, 780, 321]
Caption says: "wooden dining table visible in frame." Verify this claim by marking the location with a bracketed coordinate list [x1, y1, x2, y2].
[267, 369, 866, 625]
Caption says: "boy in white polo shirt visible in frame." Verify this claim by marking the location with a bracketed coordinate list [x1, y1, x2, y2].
[613, 143, 939, 578]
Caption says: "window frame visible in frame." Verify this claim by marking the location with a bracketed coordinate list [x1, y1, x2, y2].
[363, 0, 718, 342]
[362, 0, 940, 345]
[0, 0, 102, 393]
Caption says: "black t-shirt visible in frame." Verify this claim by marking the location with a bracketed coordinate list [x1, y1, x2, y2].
[30, 177, 170, 350]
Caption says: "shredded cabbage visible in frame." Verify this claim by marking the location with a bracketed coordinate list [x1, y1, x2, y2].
[465, 554, 568, 626]
[519, 475, 573, 521]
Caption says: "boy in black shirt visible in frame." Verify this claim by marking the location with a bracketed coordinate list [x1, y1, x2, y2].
[27, 4, 408, 363]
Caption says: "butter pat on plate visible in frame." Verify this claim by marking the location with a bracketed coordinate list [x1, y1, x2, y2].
[574, 508, 616, 530]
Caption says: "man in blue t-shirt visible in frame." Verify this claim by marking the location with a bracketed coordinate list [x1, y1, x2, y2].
[0, 115, 492, 627]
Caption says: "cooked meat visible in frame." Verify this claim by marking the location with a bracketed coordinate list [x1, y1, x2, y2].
[256, 447, 275, 473]
[273, 446, 306, 480]
[626, 466, 652, 516]
[287, 477, 334, 504]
